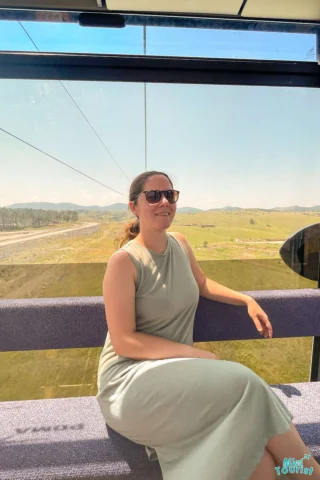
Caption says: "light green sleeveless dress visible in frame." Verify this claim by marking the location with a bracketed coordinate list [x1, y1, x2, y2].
[97, 232, 294, 480]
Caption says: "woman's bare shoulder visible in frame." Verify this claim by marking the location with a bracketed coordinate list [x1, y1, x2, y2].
[169, 231, 189, 257]
[108, 249, 137, 283]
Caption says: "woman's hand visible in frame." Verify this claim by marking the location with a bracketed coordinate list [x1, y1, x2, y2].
[246, 298, 273, 339]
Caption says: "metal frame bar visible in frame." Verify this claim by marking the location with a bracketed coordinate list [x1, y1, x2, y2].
[310, 337, 320, 381]
[0, 8, 320, 34]
[1, 52, 320, 87]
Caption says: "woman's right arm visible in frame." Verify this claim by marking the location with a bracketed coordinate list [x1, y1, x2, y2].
[103, 251, 219, 361]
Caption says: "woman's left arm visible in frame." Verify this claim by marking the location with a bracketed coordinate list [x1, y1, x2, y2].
[199, 277, 273, 339]
[171, 232, 273, 339]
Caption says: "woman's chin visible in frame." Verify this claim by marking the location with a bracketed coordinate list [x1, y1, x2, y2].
[154, 219, 172, 230]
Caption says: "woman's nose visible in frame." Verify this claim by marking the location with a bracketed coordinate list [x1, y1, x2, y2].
[160, 193, 169, 204]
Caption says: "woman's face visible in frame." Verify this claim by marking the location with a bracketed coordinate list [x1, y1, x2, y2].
[130, 175, 177, 232]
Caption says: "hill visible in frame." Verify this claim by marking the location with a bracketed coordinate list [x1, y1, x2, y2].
[6, 202, 320, 213]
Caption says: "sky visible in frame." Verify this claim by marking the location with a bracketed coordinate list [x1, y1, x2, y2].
[1, 20, 319, 211]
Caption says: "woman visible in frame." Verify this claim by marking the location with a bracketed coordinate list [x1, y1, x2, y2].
[97, 170, 320, 480]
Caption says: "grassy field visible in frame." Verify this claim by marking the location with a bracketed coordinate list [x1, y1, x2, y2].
[0, 210, 318, 401]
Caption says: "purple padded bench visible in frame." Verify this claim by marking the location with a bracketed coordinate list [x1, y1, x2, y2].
[0, 289, 320, 480]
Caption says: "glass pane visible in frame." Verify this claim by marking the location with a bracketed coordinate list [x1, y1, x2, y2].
[147, 27, 317, 61]
[0, 19, 316, 61]
[1, 78, 319, 400]
[0, 21, 144, 54]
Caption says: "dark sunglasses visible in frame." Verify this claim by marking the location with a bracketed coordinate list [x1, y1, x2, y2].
[137, 189, 180, 204]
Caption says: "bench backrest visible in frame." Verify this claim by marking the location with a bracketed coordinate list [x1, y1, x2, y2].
[1, 289, 320, 352]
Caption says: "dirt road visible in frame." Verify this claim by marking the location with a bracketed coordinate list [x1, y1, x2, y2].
[0, 223, 99, 247]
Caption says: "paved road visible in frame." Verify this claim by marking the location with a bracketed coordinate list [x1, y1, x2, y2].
[0, 223, 99, 247]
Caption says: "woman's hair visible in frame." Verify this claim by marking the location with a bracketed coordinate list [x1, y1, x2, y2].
[114, 170, 173, 250]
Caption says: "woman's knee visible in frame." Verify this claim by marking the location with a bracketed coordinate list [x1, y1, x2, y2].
[223, 361, 263, 393]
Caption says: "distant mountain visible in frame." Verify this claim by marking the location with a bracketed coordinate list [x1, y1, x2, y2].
[6, 202, 203, 213]
[272, 205, 320, 212]
[5, 202, 320, 213]
[6, 202, 128, 212]
[208, 205, 320, 213]
[207, 206, 242, 212]
[177, 207, 204, 213]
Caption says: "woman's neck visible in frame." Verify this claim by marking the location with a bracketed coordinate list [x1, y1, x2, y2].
[134, 232, 168, 254]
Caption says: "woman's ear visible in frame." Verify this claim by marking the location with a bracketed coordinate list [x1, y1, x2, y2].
[128, 201, 137, 217]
